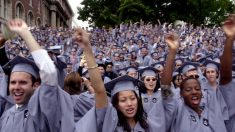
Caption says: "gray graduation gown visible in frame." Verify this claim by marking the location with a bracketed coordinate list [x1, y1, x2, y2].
[141, 91, 162, 113]
[0, 84, 76, 132]
[201, 82, 229, 121]
[0, 66, 14, 117]
[141, 91, 167, 131]
[71, 91, 95, 122]
[167, 89, 227, 132]
[76, 100, 167, 132]
[220, 81, 235, 132]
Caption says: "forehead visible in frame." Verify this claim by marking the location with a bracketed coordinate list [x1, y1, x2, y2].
[183, 79, 200, 86]
[10, 72, 32, 80]
[205, 67, 217, 72]
[118, 90, 136, 98]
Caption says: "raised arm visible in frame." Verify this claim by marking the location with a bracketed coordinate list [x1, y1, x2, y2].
[161, 33, 179, 85]
[220, 14, 235, 85]
[74, 28, 108, 109]
[7, 19, 57, 86]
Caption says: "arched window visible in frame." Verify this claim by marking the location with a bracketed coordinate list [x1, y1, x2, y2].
[16, 2, 24, 19]
[37, 18, 41, 26]
[27, 11, 34, 26]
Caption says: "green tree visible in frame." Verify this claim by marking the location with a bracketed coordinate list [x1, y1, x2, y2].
[77, 0, 235, 27]
[118, 0, 153, 23]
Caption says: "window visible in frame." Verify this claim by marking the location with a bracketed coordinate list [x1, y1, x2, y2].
[27, 12, 34, 26]
[16, 3, 24, 19]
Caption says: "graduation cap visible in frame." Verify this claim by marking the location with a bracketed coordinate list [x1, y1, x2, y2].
[177, 61, 200, 75]
[105, 75, 143, 97]
[151, 61, 165, 70]
[213, 57, 220, 63]
[151, 52, 159, 57]
[117, 68, 127, 76]
[97, 63, 106, 69]
[47, 45, 61, 55]
[203, 60, 220, 71]
[3, 56, 39, 79]
[138, 66, 158, 77]
[175, 58, 184, 65]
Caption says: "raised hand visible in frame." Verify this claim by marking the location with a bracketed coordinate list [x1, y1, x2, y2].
[73, 27, 90, 48]
[165, 33, 179, 51]
[222, 14, 235, 39]
[7, 19, 28, 35]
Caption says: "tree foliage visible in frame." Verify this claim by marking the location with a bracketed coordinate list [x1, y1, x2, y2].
[77, 0, 235, 27]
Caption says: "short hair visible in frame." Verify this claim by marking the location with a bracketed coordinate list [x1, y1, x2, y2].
[64, 72, 82, 95]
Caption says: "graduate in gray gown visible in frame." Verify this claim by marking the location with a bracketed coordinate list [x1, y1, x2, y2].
[75, 28, 168, 132]
[0, 19, 76, 132]
[158, 33, 227, 132]
[73, 27, 108, 132]
[138, 66, 162, 113]
[201, 60, 229, 121]
[63, 71, 94, 122]
[0, 33, 14, 116]
[219, 14, 235, 132]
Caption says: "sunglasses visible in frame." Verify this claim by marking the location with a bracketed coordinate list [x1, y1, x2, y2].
[188, 75, 199, 79]
[145, 78, 157, 82]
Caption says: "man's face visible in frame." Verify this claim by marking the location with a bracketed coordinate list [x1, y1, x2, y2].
[67, 64, 73, 74]
[9, 72, 36, 105]
[141, 48, 148, 56]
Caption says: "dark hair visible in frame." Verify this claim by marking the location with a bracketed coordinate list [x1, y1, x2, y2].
[172, 74, 183, 88]
[64, 72, 82, 95]
[179, 76, 201, 91]
[111, 91, 149, 132]
[140, 75, 160, 93]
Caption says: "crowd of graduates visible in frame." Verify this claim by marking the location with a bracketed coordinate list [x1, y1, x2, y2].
[0, 13, 234, 132]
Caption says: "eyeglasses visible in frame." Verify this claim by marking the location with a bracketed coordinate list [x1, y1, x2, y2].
[188, 75, 199, 79]
[145, 78, 157, 82]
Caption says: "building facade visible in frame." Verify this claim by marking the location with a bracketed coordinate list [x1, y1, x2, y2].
[0, 0, 73, 28]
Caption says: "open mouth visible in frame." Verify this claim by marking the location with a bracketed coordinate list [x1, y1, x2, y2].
[191, 96, 200, 105]
[126, 108, 135, 114]
[13, 92, 24, 101]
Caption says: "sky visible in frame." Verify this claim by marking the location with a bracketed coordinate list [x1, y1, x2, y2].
[67, 0, 89, 28]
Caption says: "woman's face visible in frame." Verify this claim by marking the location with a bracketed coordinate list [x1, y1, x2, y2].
[180, 79, 202, 110]
[174, 75, 182, 87]
[144, 76, 157, 92]
[205, 68, 217, 83]
[117, 90, 138, 118]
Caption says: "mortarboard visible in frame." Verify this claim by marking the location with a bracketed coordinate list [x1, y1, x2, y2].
[203, 60, 220, 71]
[105, 75, 143, 97]
[138, 66, 158, 77]
[47, 45, 61, 55]
[177, 61, 200, 74]
[126, 66, 137, 73]
[151, 52, 159, 57]
[213, 57, 220, 63]
[3, 56, 39, 79]
[151, 61, 165, 70]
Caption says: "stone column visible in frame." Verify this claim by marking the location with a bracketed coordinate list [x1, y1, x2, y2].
[0, 0, 4, 18]
[57, 16, 60, 27]
[50, 5, 57, 28]
[51, 10, 56, 28]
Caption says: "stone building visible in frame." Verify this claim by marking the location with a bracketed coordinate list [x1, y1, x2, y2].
[0, 0, 73, 28]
